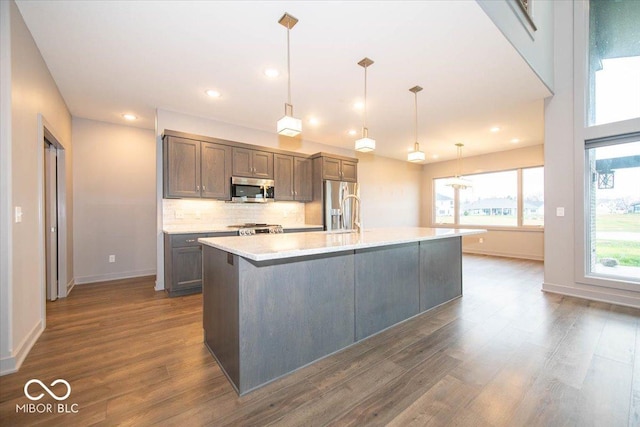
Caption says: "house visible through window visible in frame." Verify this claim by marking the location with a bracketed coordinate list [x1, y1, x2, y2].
[433, 167, 543, 228]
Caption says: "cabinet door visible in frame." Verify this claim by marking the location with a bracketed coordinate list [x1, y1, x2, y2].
[294, 157, 312, 201]
[274, 154, 294, 201]
[171, 246, 203, 291]
[322, 157, 342, 181]
[201, 142, 231, 199]
[341, 160, 358, 182]
[252, 150, 274, 179]
[164, 137, 201, 198]
[232, 148, 253, 177]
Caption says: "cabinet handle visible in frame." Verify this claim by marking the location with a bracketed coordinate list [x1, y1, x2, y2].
[291, 190, 294, 196]
[294, 191, 297, 196]
[196, 185, 200, 191]
[185, 239, 196, 243]
[202, 186, 206, 191]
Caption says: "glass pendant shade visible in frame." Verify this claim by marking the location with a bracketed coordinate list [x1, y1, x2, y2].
[355, 137, 376, 152]
[355, 127, 375, 152]
[277, 103, 301, 137]
[408, 146, 425, 162]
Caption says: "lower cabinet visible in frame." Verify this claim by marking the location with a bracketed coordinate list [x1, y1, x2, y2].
[164, 232, 236, 297]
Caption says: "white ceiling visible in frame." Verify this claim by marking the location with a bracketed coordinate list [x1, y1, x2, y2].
[16, 0, 551, 163]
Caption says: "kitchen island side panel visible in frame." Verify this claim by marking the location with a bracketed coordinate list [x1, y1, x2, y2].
[355, 243, 420, 340]
[238, 253, 355, 393]
[419, 237, 462, 312]
[202, 246, 240, 388]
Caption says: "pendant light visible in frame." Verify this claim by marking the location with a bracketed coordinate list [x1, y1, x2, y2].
[407, 86, 425, 162]
[446, 143, 473, 189]
[276, 13, 301, 137]
[355, 57, 375, 152]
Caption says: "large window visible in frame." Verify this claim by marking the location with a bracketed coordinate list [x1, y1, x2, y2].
[433, 167, 543, 228]
[584, 0, 640, 283]
[588, 0, 640, 126]
[586, 139, 640, 281]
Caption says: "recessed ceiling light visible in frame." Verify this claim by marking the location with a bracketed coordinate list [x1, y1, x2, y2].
[353, 101, 364, 110]
[308, 117, 319, 126]
[205, 89, 221, 98]
[348, 129, 357, 136]
[264, 68, 280, 78]
[122, 113, 137, 121]
[510, 138, 520, 143]
[490, 126, 501, 133]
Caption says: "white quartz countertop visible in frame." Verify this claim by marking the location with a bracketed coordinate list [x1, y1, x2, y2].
[199, 227, 486, 262]
[163, 224, 323, 234]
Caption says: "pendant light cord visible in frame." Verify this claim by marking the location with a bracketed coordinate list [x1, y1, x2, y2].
[286, 24, 292, 106]
[363, 65, 368, 132]
[414, 90, 418, 149]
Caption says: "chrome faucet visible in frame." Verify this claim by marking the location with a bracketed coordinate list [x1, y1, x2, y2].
[341, 194, 362, 233]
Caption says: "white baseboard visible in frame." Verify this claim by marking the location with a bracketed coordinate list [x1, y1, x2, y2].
[0, 319, 44, 376]
[543, 281, 640, 309]
[67, 278, 75, 294]
[74, 269, 156, 285]
[462, 248, 544, 261]
[154, 281, 164, 292]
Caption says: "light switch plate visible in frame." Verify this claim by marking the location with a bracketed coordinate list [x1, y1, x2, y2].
[556, 207, 565, 217]
[14, 206, 22, 223]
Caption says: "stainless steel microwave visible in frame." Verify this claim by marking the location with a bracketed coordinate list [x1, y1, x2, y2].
[230, 177, 275, 203]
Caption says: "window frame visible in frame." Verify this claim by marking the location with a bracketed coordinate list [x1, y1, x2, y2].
[431, 165, 544, 231]
[574, 0, 640, 289]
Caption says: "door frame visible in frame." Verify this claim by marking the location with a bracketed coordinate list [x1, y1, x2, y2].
[38, 114, 69, 313]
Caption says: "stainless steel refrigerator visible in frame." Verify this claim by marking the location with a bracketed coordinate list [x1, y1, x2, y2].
[324, 181, 360, 231]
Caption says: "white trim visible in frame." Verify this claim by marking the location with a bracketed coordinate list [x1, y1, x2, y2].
[0, 0, 13, 370]
[74, 269, 157, 285]
[155, 109, 165, 291]
[463, 248, 543, 261]
[585, 118, 640, 141]
[0, 319, 44, 376]
[67, 278, 75, 294]
[543, 281, 640, 309]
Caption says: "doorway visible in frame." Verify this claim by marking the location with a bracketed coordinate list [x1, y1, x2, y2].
[44, 140, 58, 300]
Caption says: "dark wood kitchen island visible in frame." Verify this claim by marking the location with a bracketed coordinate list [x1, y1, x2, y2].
[199, 227, 484, 395]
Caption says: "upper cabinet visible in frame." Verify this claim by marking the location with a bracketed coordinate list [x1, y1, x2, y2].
[163, 136, 231, 200]
[232, 147, 274, 179]
[321, 156, 357, 182]
[274, 154, 312, 202]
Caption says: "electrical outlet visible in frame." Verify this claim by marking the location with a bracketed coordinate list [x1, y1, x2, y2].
[109, 255, 116, 263]
[556, 207, 565, 217]
[175, 210, 184, 219]
[479, 237, 484, 244]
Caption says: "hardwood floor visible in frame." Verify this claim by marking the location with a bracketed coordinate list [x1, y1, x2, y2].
[1, 255, 639, 426]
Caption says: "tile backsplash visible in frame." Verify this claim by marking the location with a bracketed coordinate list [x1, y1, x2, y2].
[163, 199, 306, 227]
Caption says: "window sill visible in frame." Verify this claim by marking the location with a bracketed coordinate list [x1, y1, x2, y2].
[431, 224, 544, 233]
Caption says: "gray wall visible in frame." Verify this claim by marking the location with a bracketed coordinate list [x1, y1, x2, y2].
[73, 117, 156, 284]
[1, 0, 73, 374]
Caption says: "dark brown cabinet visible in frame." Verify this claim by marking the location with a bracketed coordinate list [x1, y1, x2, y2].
[232, 148, 273, 179]
[164, 232, 236, 297]
[274, 155, 312, 202]
[322, 156, 357, 182]
[164, 136, 231, 199]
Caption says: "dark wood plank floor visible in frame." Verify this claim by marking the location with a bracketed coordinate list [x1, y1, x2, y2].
[1, 255, 639, 426]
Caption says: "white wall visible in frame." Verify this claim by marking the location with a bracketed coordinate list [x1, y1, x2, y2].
[422, 145, 544, 260]
[543, 1, 640, 307]
[478, 0, 554, 91]
[155, 109, 424, 289]
[1, 0, 73, 375]
[72, 118, 156, 284]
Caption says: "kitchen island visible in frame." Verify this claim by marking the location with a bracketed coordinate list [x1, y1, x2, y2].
[199, 227, 484, 395]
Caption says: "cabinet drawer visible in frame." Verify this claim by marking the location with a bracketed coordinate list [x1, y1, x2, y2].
[170, 233, 206, 247]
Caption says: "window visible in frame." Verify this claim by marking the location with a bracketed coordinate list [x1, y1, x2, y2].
[588, 0, 640, 126]
[586, 139, 640, 281]
[433, 167, 543, 228]
[459, 170, 518, 227]
[523, 167, 544, 226]
[434, 178, 454, 224]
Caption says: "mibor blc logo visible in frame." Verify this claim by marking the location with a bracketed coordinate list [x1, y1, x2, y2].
[16, 379, 79, 414]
